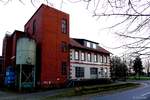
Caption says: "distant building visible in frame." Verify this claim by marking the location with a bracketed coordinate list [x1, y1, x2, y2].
[2, 4, 110, 89]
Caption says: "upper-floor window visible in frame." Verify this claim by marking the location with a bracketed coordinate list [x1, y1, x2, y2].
[107, 56, 110, 64]
[61, 42, 68, 52]
[94, 54, 98, 62]
[70, 50, 73, 60]
[87, 41, 91, 48]
[87, 53, 91, 62]
[81, 52, 85, 61]
[75, 51, 79, 60]
[32, 20, 36, 34]
[93, 43, 97, 49]
[99, 55, 102, 63]
[103, 56, 107, 63]
[61, 19, 67, 33]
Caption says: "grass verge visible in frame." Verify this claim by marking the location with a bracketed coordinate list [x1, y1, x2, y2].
[45, 82, 140, 100]
[128, 76, 150, 80]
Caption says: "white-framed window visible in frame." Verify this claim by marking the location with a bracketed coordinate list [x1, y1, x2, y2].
[81, 52, 85, 61]
[94, 54, 98, 62]
[87, 53, 91, 62]
[70, 50, 73, 60]
[103, 56, 107, 63]
[90, 68, 98, 75]
[99, 55, 102, 63]
[93, 43, 97, 49]
[87, 41, 91, 48]
[74, 51, 79, 60]
[75, 67, 84, 78]
[107, 56, 110, 64]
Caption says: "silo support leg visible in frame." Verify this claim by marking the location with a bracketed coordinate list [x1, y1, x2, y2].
[19, 64, 22, 91]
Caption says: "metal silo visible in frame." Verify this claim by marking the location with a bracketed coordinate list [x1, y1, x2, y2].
[16, 37, 36, 90]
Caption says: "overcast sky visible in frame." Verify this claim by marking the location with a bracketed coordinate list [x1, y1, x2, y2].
[0, 0, 123, 56]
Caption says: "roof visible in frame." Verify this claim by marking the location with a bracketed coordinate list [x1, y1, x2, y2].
[25, 4, 69, 27]
[72, 38, 99, 44]
[70, 38, 110, 54]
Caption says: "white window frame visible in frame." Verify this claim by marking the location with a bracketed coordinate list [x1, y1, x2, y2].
[87, 53, 91, 62]
[74, 51, 79, 60]
[93, 43, 96, 49]
[87, 41, 91, 48]
[81, 52, 85, 61]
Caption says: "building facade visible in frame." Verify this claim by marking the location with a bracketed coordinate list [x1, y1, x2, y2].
[70, 38, 110, 80]
[1, 4, 111, 89]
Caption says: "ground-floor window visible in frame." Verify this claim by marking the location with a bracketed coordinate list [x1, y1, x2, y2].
[90, 68, 98, 75]
[75, 67, 84, 78]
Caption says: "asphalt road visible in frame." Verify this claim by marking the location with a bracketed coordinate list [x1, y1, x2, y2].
[0, 88, 68, 100]
[69, 81, 150, 100]
[0, 80, 150, 100]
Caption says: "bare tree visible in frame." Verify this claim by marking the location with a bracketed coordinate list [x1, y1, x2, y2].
[2, 0, 150, 57]
[144, 59, 150, 76]
[67, 0, 150, 58]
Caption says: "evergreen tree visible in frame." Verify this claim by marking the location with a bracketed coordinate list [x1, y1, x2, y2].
[133, 56, 143, 79]
[110, 56, 128, 81]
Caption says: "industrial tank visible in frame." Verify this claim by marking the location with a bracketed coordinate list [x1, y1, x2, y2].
[16, 37, 36, 65]
[16, 37, 36, 89]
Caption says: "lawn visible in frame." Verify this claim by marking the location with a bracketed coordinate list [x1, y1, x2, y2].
[128, 76, 150, 80]
[45, 82, 140, 100]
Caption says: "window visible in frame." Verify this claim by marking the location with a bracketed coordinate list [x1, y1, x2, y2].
[61, 62, 67, 75]
[75, 67, 84, 77]
[87, 41, 91, 48]
[107, 56, 110, 64]
[101, 67, 104, 76]
[94, 54, 98, 62]
[75, 51, 79, 60]
[93, 43, 97, 49]
[103, 56, 106, 63]
[81, 52, 85, 61]
[87, 53, 91, 62]
[102, 56, 103, 63]
[90, 68, 98, 75]
[99, 55, 102, 63]
[61, 19, 67, 33]
[32, 20, 36, 34]
[70, 50, 73, 60]
[61, 42, 68, 52]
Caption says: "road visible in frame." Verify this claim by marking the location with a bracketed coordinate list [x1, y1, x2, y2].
[64, 80, 150, 100]
[0, 81, 150, 100]
[0, 88, 69, 100]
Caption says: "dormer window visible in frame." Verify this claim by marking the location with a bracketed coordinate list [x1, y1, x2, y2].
[93, 43, 97, 49]
[87, 41, 90, 48]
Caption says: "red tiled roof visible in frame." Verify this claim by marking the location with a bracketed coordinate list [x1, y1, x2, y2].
[70, 38, 110, 54]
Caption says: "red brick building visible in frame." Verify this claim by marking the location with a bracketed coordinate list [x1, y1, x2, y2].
[24, 4, 70, 87]
[2, 4, 110, 89]
[2, 4, 70, 88]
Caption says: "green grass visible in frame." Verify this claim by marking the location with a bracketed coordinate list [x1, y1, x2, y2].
[128, 76, 150, 80]
[45, 83, 140, 100]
